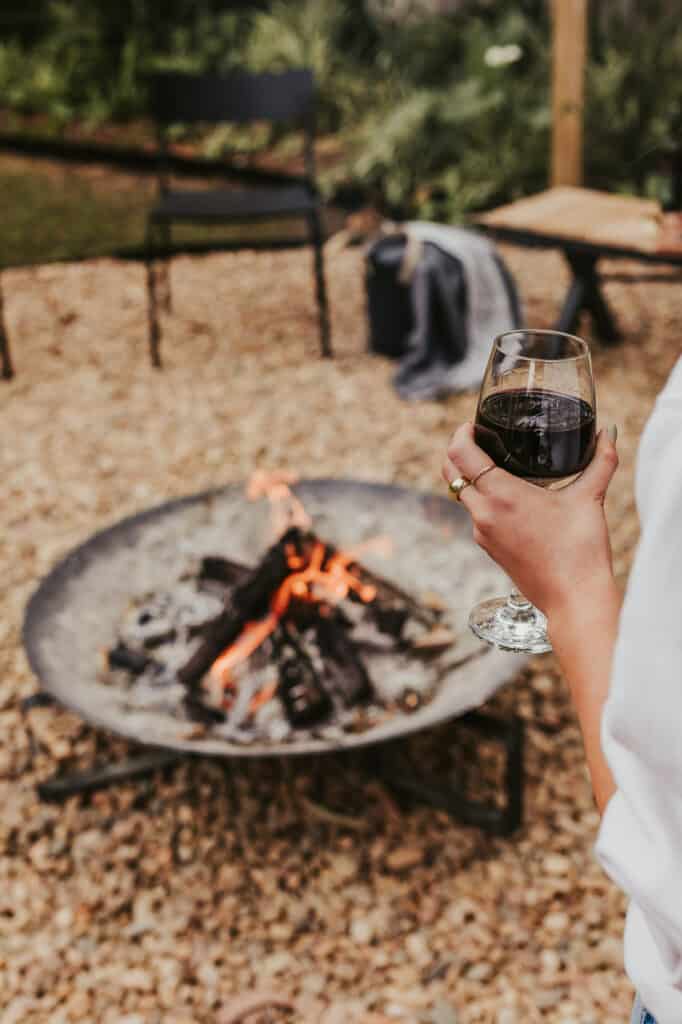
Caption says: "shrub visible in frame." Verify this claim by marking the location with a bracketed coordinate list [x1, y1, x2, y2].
[334, 9, 551, 217]
[0, 0, 681, 217]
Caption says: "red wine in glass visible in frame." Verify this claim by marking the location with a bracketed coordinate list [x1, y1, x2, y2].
[475, 388, 596, 484]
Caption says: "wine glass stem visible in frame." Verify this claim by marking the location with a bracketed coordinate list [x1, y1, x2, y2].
[469, 582, 551, 653]
[508, 588, 533, 613]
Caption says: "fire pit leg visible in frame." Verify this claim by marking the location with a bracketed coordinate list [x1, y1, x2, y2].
[36, 749, 185, 802]
[21, 691, 185, 802]
[373, 712, 525, 837]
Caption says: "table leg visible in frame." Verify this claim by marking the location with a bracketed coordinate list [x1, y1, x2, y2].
[0, 275, 14, 380]
[556, 274, 586, 337]
[557, 251, 622, 345]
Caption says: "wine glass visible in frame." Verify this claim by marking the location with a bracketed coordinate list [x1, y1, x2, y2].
[468, 329, 596, 654]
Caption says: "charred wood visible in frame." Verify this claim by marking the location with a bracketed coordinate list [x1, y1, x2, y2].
[316, 611, 372, 706]
[177, 607, 240, 689]
[235, 527, 308, 618]
[369, 602, 410, 639]
[353, 565, 441, 627]
[108, 642, 161, 676]
[177, 528, 307, 689]
[198, 555, 252, 587]
[183, 693, 226, 724]
[275, 627, 332, 728]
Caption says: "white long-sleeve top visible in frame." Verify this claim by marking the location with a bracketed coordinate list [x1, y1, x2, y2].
[596, 356, 682, 1023]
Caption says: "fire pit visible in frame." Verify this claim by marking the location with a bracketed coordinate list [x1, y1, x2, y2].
[24, 478, 521, 749]
[23, 479, 527, 831]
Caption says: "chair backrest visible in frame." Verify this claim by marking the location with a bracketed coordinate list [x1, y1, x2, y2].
[149, 69, 315, 126]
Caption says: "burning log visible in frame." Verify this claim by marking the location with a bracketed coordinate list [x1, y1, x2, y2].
[369, 601, 410, 640]
[353, 565, 441, 628]
[316, 610, 372, 707]
[275, 627, 332, 728]
[178, 528, 308, 689]
[179, 525, 447, 713]
[183, 692, 228, 724]
[177, 609, 240, 688]
[198, 556, 251, 587]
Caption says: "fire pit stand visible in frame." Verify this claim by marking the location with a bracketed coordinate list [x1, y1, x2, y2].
[25, 699, 523, 836]
[22, 479, 528, 835]
[371, 711, 524, 836]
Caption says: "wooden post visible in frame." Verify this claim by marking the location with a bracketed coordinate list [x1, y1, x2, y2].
[551, 0, 588, 187]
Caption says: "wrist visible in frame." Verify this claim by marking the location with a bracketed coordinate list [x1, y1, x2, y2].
[546, 572, 622, 646]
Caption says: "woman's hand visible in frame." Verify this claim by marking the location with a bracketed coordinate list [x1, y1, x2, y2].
[443, 422, 622, 813]
[441, 423, 620, 623]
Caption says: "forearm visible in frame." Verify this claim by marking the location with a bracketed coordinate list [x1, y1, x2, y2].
[547, 577, 623, 814]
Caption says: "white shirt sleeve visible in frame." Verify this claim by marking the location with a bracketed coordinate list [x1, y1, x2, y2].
[595, 357, 682, 1024]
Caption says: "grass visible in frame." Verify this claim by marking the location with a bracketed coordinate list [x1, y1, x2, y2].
[0, 160, 150, 269]
[0, 157, 334, 270]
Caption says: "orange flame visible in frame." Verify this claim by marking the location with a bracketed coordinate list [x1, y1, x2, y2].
[208, 474, 393, 702]
[210, 538, 380, 689]
[247, 469, 311, 539]
[248, 678, 279, 714]
[211, 615, 279, 685]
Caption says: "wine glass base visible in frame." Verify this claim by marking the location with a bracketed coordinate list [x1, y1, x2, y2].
[469, 597, 552, 654]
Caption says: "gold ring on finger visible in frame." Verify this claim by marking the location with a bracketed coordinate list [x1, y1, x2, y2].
[470, 463, 496, 487]
[448, 475, 470, 502]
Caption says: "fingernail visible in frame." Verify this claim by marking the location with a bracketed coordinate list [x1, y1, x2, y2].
[606, 424, 618, 444]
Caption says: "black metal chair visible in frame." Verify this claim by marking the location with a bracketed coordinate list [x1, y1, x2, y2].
[145, 69, 331, 367]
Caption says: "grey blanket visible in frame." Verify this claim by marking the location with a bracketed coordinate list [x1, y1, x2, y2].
[392, 221, 522, 400]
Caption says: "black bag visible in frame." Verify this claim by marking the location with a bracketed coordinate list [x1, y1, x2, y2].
[365, 233, 467, 363]
[365, 234, 415, 358]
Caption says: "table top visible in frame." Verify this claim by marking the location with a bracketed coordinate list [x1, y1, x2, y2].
[474, 186, 682, 263]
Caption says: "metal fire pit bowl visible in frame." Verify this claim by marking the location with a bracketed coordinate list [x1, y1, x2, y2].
[23, 479, 526, 758]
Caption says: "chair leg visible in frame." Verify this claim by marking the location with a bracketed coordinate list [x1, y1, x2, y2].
[308, 209, 332, 358]
[145, 223, 162, 369]
[159, 221, 172, 313]
[0, 274, 14, 380]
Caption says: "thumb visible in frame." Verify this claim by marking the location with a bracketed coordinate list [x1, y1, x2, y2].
[571, 426, 619, 502]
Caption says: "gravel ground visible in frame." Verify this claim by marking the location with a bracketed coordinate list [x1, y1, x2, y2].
[1, 237, 681, 1024]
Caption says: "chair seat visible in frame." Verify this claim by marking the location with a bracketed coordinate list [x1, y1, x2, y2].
[150, 185, 318, 222]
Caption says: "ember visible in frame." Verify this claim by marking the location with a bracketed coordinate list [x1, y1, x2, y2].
[104, 475, 453, 744]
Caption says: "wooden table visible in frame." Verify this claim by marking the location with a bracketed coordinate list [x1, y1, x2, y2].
[473, 186, 682, 344]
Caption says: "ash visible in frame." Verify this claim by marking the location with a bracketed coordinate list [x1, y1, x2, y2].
[112, 548, 450, 746]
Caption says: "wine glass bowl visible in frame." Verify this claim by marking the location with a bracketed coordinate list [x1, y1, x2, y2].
[474, 330, 596, 487]
[468, 329, 596, 654]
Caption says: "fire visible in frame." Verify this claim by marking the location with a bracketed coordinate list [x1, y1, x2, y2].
[247, 469, 311, 538]
[208, 473, 393, 702]
[210, 537, 378, 693]
[211, 616, 279, 681]
[248, 678, 279, 713]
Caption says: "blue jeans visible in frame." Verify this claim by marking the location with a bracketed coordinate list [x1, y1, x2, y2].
[631, 995, 656, 1023]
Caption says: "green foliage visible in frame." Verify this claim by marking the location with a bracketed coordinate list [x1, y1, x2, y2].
[585, 1, 682, 201]
[0, 1, 143, 123]
[0, 0, 251, 124]
[0, 1, 681, 219]
[243, 0, 361, 131]
[335, 10, 550, 218]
